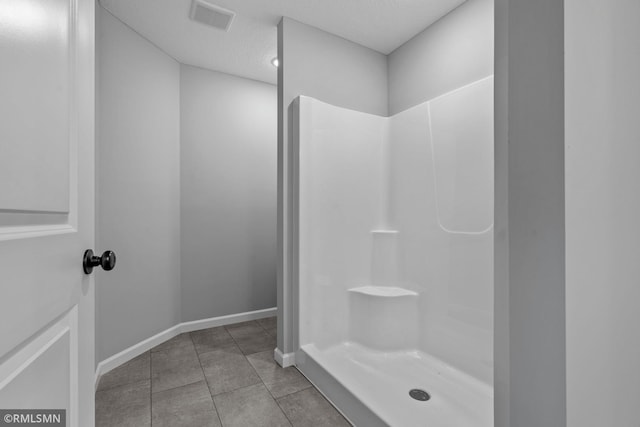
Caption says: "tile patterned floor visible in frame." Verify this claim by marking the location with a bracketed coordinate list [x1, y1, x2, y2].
[96, 317, 351, 427]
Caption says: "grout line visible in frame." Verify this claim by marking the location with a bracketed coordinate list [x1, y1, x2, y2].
[278, 386, 351, 426]
[209, 380, 263, 398]
[224, 322, 245, 355]
[274, 394, 295, 427]
[149, 337, 208, 394]
[190, 343, 239, 359]
[152, 378, 207, 395]
[190, 331, 225, 427]
[256, 317, 277, 337]
[256, 319, 269, 333]
[243, 348, 269, 395]
[278, 386, 310, 400]
[214, 319, 288, 421]
[213, 324, 265, 398]
[223, 320, 273, 357]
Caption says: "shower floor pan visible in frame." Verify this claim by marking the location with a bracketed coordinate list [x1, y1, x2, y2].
[297, 342, 493, 427]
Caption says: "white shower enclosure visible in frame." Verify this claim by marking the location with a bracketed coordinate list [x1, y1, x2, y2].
[290, 77, 494, 426]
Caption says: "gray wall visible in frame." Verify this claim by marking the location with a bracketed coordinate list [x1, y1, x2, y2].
[180, 65, 277, 322]
[96, 7, 181, 362]
[565, 0, 640, 425]
[97, 10, 277, 362]
[494, 0, 566, 425]
[277, 17, 389, 354]
[279, 18, 388, 117]
[388, 0, 494, 115]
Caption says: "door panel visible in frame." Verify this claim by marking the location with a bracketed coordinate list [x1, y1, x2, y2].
[0, 0, 71, 213]
[0, 309, 76, 424]
[0, 0, 94, 424]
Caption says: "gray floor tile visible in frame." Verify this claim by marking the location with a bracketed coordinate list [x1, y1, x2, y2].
[224, 321, 264, 343]
[214, 383, 292, 427]
[256, 317, 277, 330]
[96, 319, 342, 427]
[225, 323, 276, 355]
[152, 380, 221, 427]
[190, 326, 236, 355]
[96, 380, 151, 427]
[97, 352, 150, 392]
[199, 345, 261, 395]
[257, 317, 277, 337]
[151, 333, 193, 353]
[277, 387, 351, 427]
[151, 340, 204, 393]
[224, 320, 260, 330]
[246, 351, 311, 398]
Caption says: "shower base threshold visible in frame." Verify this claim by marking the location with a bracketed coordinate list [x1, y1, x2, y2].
[296, 342, 493, 427]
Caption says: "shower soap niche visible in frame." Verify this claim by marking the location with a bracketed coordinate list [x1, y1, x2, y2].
[348, 286, 419, 351]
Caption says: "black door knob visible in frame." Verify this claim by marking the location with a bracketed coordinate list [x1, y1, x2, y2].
[83, 249, 116, 274]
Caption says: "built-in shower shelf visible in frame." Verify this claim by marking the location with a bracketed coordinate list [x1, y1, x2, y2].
[348, 286, 418, 297]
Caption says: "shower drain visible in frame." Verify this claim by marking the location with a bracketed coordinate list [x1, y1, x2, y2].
[409, 389, 431, 401]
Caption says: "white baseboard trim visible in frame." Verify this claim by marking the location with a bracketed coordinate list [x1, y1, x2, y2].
[274, 347, 296, 368]
[95, 307, 277, 390]
[94, 323, 182, 391]
[180, 307, 276, 333]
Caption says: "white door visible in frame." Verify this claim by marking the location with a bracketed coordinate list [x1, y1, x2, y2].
[0, 0, 95, 425]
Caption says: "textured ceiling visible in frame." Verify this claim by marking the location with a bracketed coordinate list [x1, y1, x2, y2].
[100, 0, 467, 85]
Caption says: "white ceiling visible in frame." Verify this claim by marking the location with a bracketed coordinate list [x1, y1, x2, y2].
[100, 0, 467, 85]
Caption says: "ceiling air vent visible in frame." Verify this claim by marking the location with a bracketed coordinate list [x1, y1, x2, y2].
[189, 0, 235, 32]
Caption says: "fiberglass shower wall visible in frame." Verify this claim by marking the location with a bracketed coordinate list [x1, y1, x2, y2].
[295, 76, 494, 385]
